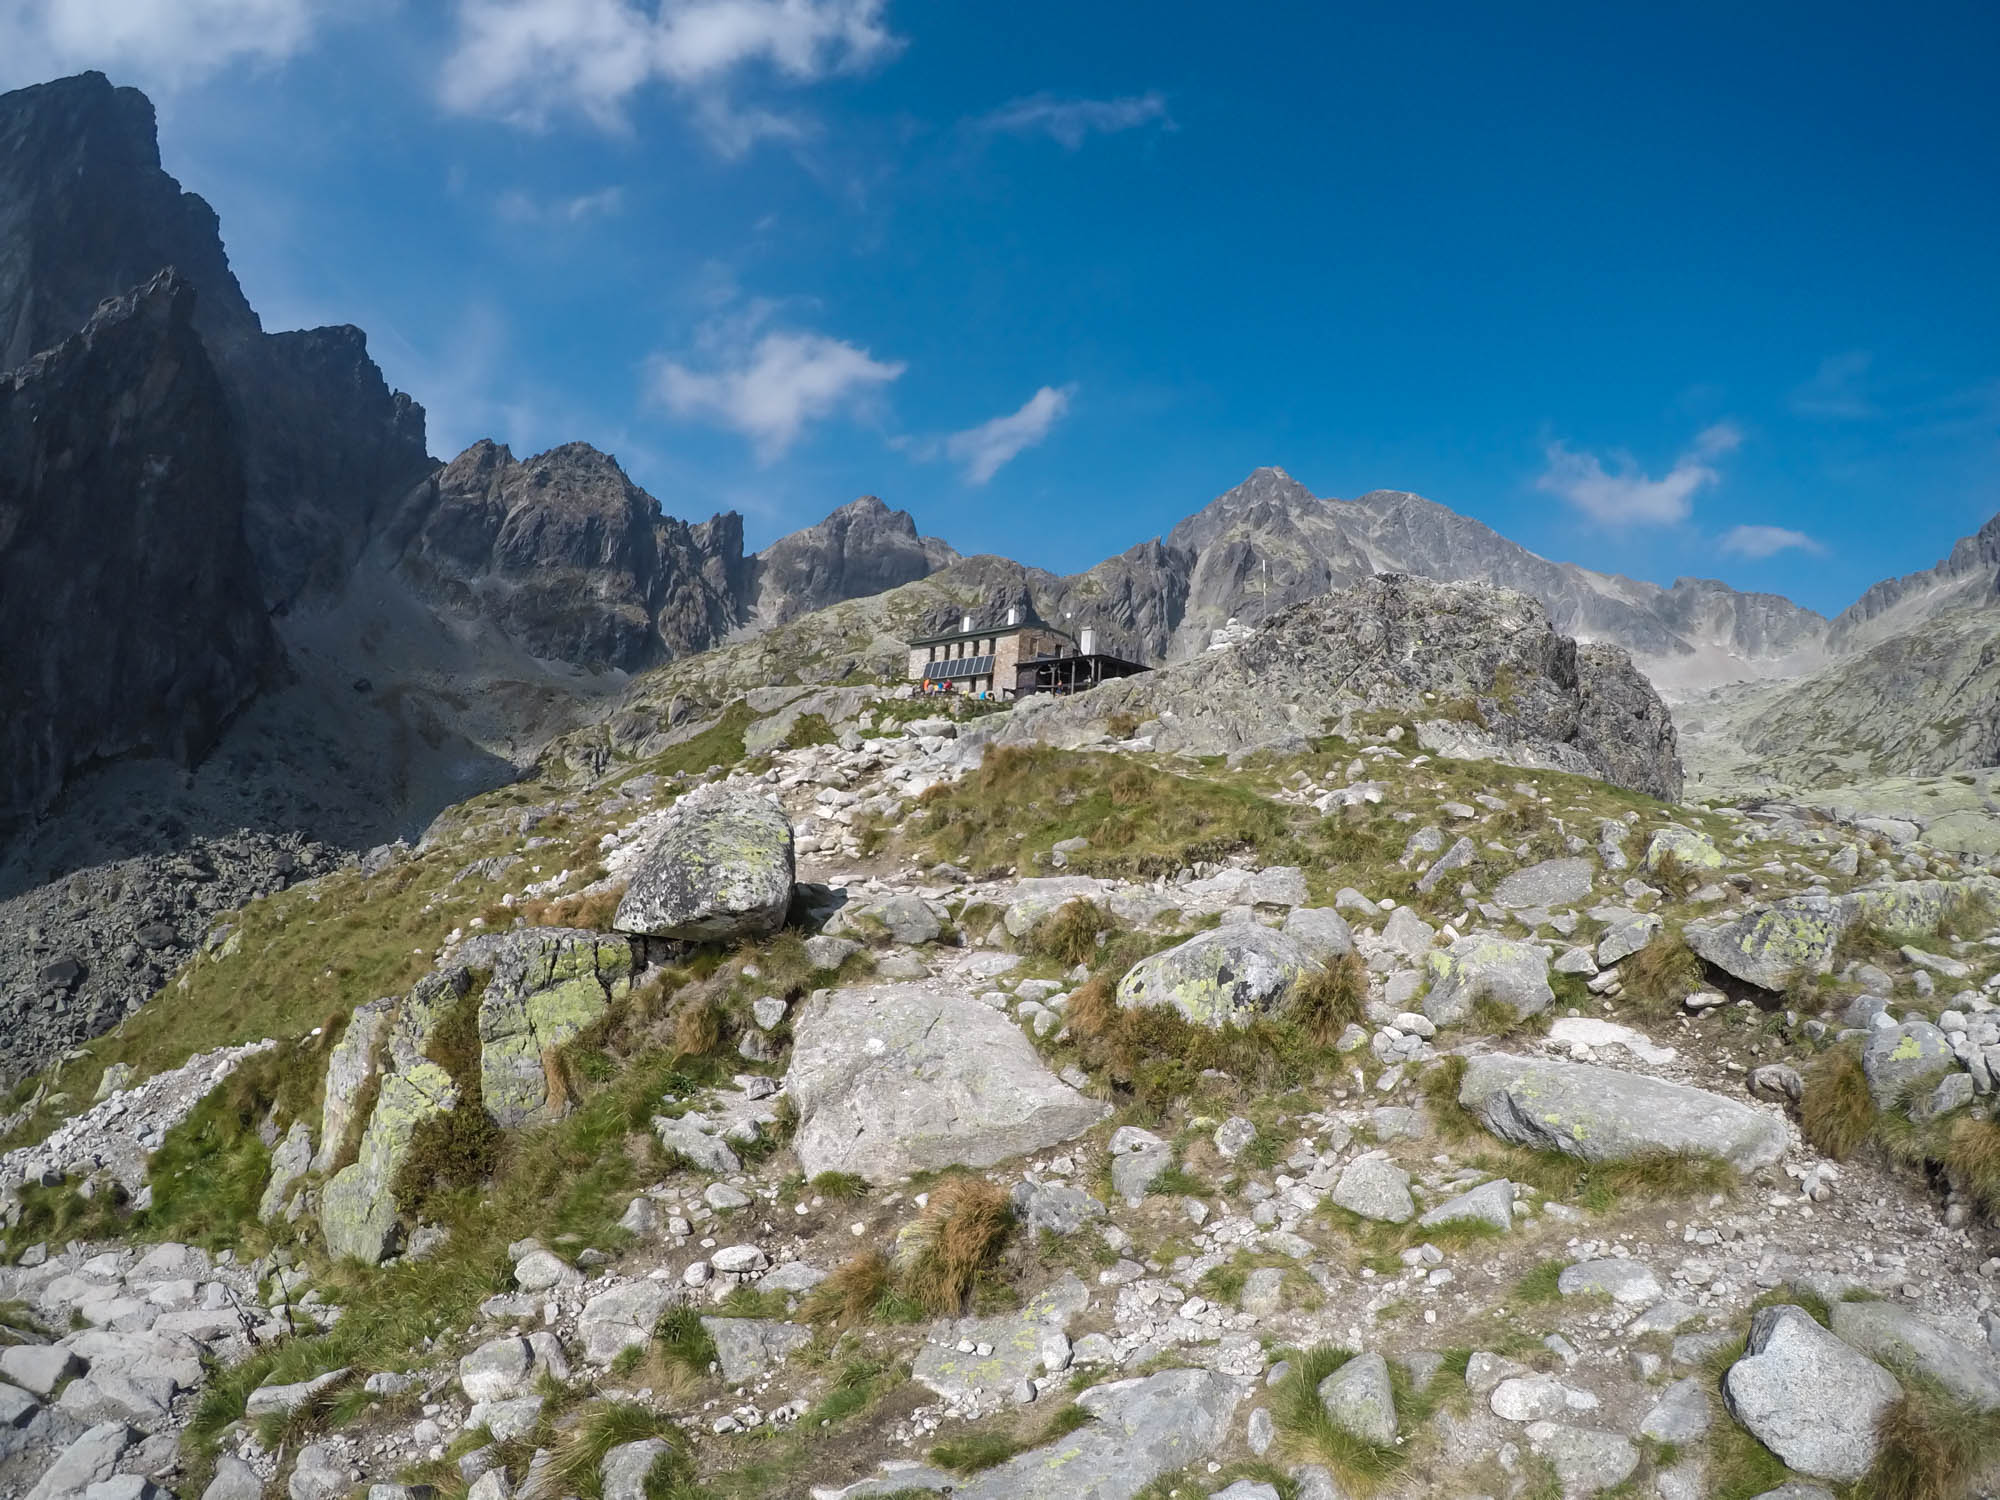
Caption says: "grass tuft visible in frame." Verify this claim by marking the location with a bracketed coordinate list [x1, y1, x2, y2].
[1288, 952, 1367, 1047]
[801, 1251, 892, 1328]
[894, 1176, 1014, 1315]
[1620, 933, 1704, 1020]
[1270, 1344, 1407, 1494]
[1800, 1044, 1876, 1160]
[1944, 1116, 2000, 1216]
[1025, 900, 1110, 967]
[1864, 1374, 2000, 1500]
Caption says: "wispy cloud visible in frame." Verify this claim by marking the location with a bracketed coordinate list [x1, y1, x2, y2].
[495, 184, 626, 224]
[1535, 421, 1741, 526]
[943, 385, 1076, 484]
[1790, 351, 1877, 420]
[977, 91, 1173, 149]
[1718, 523, 1826, 559]
[648, 304, 905, 461]
[439, 0, 901, 143]
[0, 0, 331, 90]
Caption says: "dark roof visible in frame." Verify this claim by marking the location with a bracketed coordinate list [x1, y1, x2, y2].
[909, 618, 1068, 648]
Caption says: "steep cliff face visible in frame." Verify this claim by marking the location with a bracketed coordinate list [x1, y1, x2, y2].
[750, 494, 957, 626]
[0, 271, 277, 833]
[387, 440, 753, 671]
[1826, 511, 2000, 653]
[0, 72, 433, 608]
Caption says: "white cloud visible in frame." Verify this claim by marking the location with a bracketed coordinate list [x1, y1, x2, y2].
[977, 91, 1172, 149]
[1535, 421, 1742, 526]
[1790, 351, 1876, 420]
[649, 316, 905, 461]
[1718, 524, 1826, 559]
[0, 0, 329, 90]
[440, 0, 900, 135]
[944, 385, 1075, 484]
[495, 184, 626, 223]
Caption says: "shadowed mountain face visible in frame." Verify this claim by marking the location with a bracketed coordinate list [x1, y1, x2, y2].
[0, 271, 277, 835]
[0, 71, 433, 608]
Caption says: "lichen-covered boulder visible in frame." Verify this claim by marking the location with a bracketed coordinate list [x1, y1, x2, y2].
[259, 1122, 313, 1223]
[787, 984, 1107, 1183]
[476, 928, 633, 1128]
[319, 1060, 458, 1264]
[1860, 1021, 1957, 1111]
[1644, 826, 1725, 873]
[614, 784, 794, 942]
[1115, 927, 1310, 1028]
[313, 998, 394, 1173]
[1422, 937, 1553, 1026]
[1457, 1054, 1789, 1171]
[1724, 1305, 1901, 1480]
[1689, 876, 2000, 992]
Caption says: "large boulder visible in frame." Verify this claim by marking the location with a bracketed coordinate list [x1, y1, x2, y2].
[1317, 1352, 1396, 1445]
[1457, 1054, 1788, 1171]
[1689, 876, 2000, 992]
[475, 928, 634, 1127]
[787, 984, 1107, 1183]
[614, 784, 794, 942]
[1422, 937, 1553, 1025]
[1114, 927, 1310, 1028]
[1724, 1305, 1901, 1480]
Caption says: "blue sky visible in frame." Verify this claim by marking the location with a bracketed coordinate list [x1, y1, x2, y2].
[4, 2, 1997, 617]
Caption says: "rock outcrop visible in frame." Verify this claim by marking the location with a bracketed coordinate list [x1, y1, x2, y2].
[750, 495, 958, 627]
[1002, 575, 1684, 800]
[786, 983, 1107, 1183]
[384, 440, 752, 670]
[0, 270, 277, 837]
[0, 71, 432, 609]
[1458, 1054, 1790, 1171]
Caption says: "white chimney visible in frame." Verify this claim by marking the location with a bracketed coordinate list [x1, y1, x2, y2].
[1006, 606, 1020, 626]
[960, 614, 973, 632]
[1079, 627, 1097, 655]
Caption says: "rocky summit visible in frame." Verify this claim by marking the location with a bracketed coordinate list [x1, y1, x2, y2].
[2, 57, 2000, 1500]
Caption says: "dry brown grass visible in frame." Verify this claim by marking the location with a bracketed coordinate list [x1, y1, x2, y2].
[1064, 974, 1120, 1041]
[519, 883, 627, 932]
[670, 992, 723, 1061]
[1800, 1044, 1876, 1160]
[1025, 899, 1108, 968]
[1619, 933, 1703, 1020]
[1866, 1375, 2000, 1500]
[801, 1250, 892, 1327]
[1288, 952, 1367, 1046]
[895, 1176, 1013, 1314]
[1945, 1116, 2000, 1216]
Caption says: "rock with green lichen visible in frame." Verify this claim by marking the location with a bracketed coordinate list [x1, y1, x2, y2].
[1422, 936, 1553, 1025]
[614, 783, 795, 942]
[1114, 926, 1310, 1028]
[320, 1059, 459, 1264]
[474, 928, 634, 1127]
[1458, 1053, 1789, 1170]
[1859, 1020, 1956, 1111]
[1686, 875, 2000, 991]
[1644, 826, 1726, 873]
